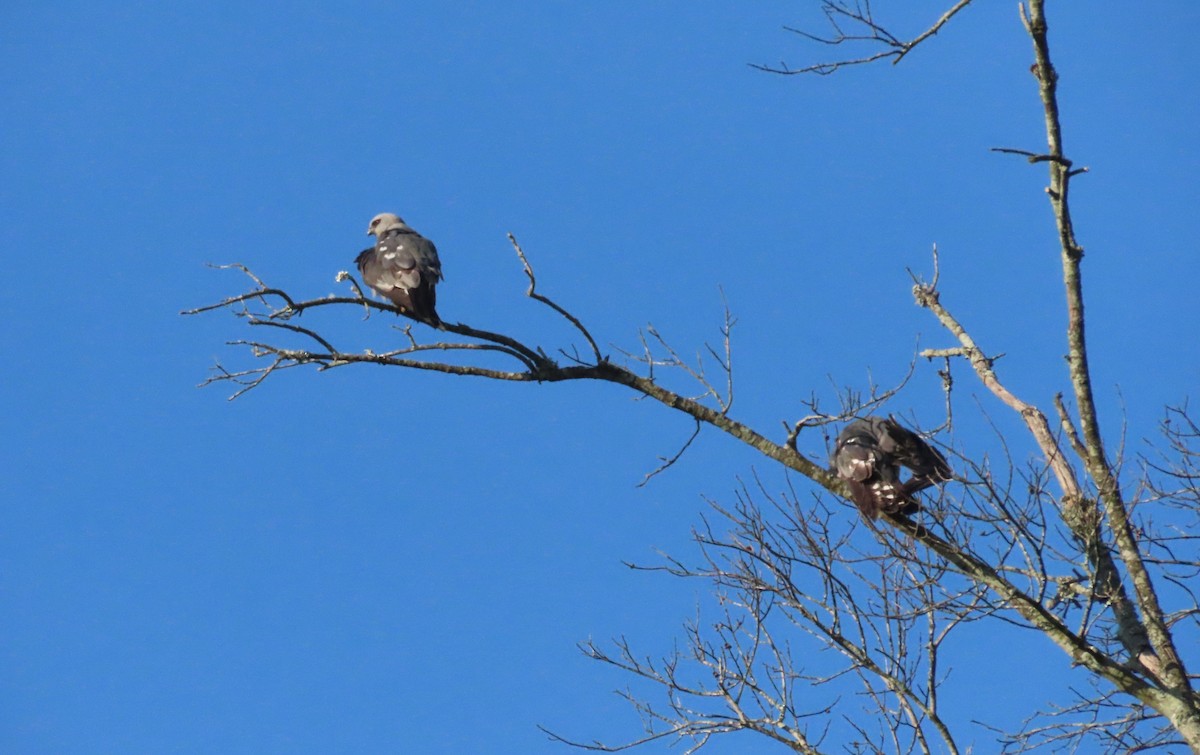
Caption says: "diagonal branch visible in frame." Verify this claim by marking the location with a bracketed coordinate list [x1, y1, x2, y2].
[911, 252, 1156, 678]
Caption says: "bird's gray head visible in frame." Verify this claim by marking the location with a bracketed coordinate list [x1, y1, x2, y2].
[367, 212, 407, 237]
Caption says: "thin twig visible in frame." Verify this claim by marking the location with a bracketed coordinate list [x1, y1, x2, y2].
[508, 233, 604, 364]
[638, 420, 703, 488]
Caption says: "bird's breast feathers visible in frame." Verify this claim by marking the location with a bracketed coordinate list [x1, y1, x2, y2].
[835, 443, 877, 482]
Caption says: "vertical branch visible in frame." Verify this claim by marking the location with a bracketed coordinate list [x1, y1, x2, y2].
[1023, 0, 1194, 710]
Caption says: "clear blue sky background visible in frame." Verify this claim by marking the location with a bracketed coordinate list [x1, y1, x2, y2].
[3, 2, 1198, 753]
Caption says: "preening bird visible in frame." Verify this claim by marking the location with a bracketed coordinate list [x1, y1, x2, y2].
[356, 212, 444, 327]
[831, 416, 952, 518]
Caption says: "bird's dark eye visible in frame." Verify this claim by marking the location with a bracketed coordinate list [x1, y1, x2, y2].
[370, 218, 379, 227]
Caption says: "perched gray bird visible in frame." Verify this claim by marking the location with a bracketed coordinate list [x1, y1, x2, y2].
[831, 416, 952, 518]
[356, 212, 444, 327]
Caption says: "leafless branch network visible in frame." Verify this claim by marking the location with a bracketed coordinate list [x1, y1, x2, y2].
[187, 1, 1200, 751]
[753, 0, 976, 75]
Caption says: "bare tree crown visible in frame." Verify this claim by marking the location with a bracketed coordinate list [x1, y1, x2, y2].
[188, 2, 1200, 752]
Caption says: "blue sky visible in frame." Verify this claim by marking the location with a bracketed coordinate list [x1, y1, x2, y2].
[3, 2, 1198, 753]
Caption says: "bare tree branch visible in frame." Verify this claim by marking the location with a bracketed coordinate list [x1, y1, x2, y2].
[753, 0, 976, 75]
[1022, 5, 1195, 730]
[186, 3, 1200, 751]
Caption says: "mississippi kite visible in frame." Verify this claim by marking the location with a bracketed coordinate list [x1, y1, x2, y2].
[356, 212, 444, 327]
[831, 416, 952, 518]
